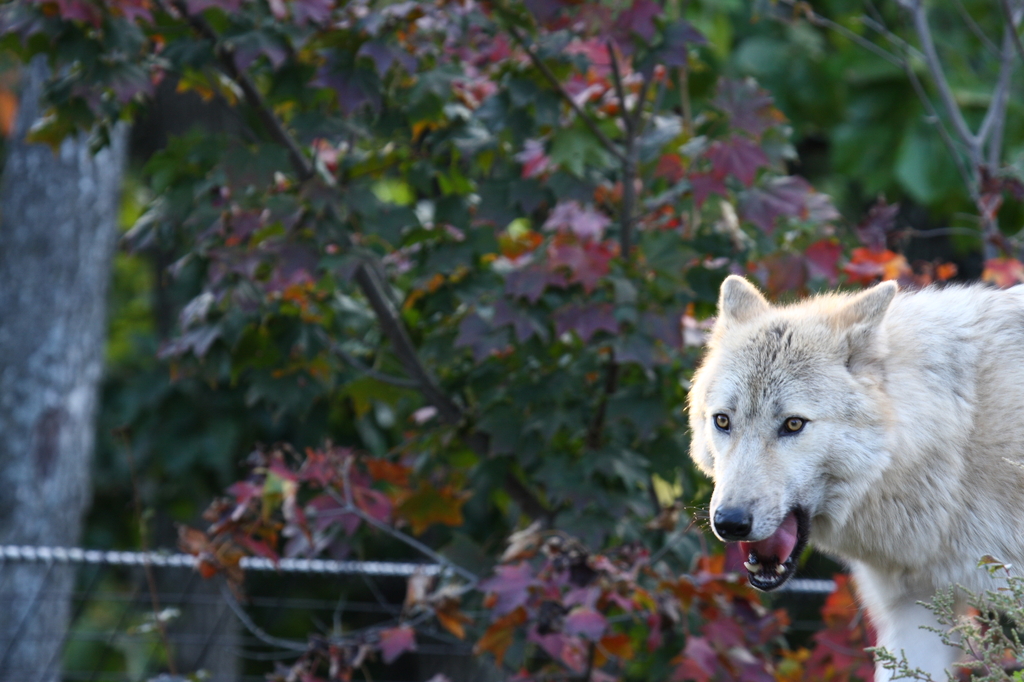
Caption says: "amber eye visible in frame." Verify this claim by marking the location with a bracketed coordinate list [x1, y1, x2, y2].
[713, 414, 730, 432]
[782, 417, 806, 434]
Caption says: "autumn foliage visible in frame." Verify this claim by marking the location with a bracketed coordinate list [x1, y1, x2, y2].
[5, 0, 1023, 680]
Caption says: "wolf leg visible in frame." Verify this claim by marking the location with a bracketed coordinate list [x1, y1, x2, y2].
[871, 599, 956, 681]
[852, 566, 956, 682]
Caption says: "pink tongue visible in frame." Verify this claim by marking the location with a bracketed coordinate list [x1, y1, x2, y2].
[739, 511, 798, 564]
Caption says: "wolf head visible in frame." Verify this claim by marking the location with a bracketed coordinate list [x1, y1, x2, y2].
[688, 276, 897, 590]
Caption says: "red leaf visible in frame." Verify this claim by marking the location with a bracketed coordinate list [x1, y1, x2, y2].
[655, 154, 685, 183]
[689, 172, 728, 209]
[614, 0, 661, 42]
[353, 486, 392, 523]
[493, 298, 542, 343]
[856, 197, 900, 251]
[553, 303, 619, 342]
[516, 139, 552, 179]
[982, 257, 1024, 288]
[378, 626, 416, 664]
[544, 200, 611, 240]
[804, 239, 842, 285]
[563, 607, 607, 640]
[739, 176, 815, 233]
[843, 248, 910, 286]
[713, 79, 784, 138]
[479, 563, 536, 615]
[474, 606, 527, 666]
[547, 236, 616, 292]
[707, 137, 769, 188]
[233, 533, 280, 562]
[672, 636, 716, 682]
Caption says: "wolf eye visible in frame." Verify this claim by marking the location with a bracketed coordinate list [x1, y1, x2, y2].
[781, 417, 806, 434]
[713, 414, 730, 432]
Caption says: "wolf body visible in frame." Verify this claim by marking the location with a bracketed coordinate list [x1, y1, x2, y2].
[688, 276, 1024, 680]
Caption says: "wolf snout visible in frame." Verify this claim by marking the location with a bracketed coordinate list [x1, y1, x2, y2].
[713, 506, 753, 540]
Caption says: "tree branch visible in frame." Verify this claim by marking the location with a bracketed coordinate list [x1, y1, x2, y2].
[163, 0, 316, 182]
[899, 0, 978, 154]
[505, 25, 628, 164]
[979, 27, 1016, 168]
[952, 0, 1001, 57]
[1000, 0, 1024, 65]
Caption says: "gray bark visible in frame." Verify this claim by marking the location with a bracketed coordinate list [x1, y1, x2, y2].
[0, 58, 126, 680]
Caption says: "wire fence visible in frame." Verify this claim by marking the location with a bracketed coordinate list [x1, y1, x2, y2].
[0, 546, 835, 681]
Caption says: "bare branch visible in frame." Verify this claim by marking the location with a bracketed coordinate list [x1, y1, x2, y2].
[778, 0, 903, 68]
[979, 27, 1016, 167]
[506, 25, 628, 164]
[316, 329, 420, 389]
[952, 0, 1000, 57]
[1000, 0, 1024, 65]
[607, 41, 633, 137]
[331, 469, 479, 585]
[219, 582, 309, 652]
[901, 0, 978, 152]
[352, 264, 465, 424]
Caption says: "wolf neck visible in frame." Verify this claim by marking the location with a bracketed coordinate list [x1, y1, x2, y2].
[813, 288, 1001, 576]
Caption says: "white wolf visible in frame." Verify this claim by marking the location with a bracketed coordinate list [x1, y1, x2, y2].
[688, 275, 1024, 681]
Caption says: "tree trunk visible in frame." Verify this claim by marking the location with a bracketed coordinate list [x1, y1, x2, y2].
[0, 57, 126, 681]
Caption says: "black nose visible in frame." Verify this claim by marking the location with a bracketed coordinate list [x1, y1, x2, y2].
[713, 507, 753, 540]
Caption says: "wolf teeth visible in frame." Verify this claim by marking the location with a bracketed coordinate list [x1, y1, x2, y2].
[775, 564, 787, 575]
[743, 561, 761, 574]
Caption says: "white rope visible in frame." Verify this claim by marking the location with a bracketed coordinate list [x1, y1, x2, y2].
[0, 545, 441, 577]
[0, 545, 835, 593]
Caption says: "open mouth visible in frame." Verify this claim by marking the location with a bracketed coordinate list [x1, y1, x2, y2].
[739, 507, 809, 591]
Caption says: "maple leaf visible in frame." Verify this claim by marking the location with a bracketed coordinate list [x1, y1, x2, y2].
[185, 0, 243, 13]
[688, 172, 728, 209]
[379, 625, 416, 664]
[713, 79, 783, 138]
[435, 599, 473, 640]
[493, 298, 543, 343]
[613, 0, 661, 44]
[599, 632, 634, 661]
[474, 606, 528, 666]
[544, 200, 611, 240]
[739, 176, 816, 233]
[478, 563, 536, 615]
[454, 313, 509, 362]
[515, 139, 552, 179]
[856, 196, 900, 251]
[364, 458, 410, 487]
[804, 239, 842, 285]
[707, 136, 769, 188]
[657, 20, 706, 67]
[504, 264, 549, 303]
[655, 154, 686, 183]
[546, 236, 616, 292]
[672, 636, 717, 682]
[844, 248, 910, 286]
[392, 482, 469, 535]
[563, 607, 607, 640]
[352, 485, 392, 523]
[982, 257, 1024, 288]
[553, 303, 619, 342]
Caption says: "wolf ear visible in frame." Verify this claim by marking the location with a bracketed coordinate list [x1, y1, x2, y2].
[836, 280, 897, 328]
[718, 275, 769, 325]
[837, 280, 897, 371]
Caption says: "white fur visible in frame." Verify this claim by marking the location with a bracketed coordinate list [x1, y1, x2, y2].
[689, 276, 1024, 681]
